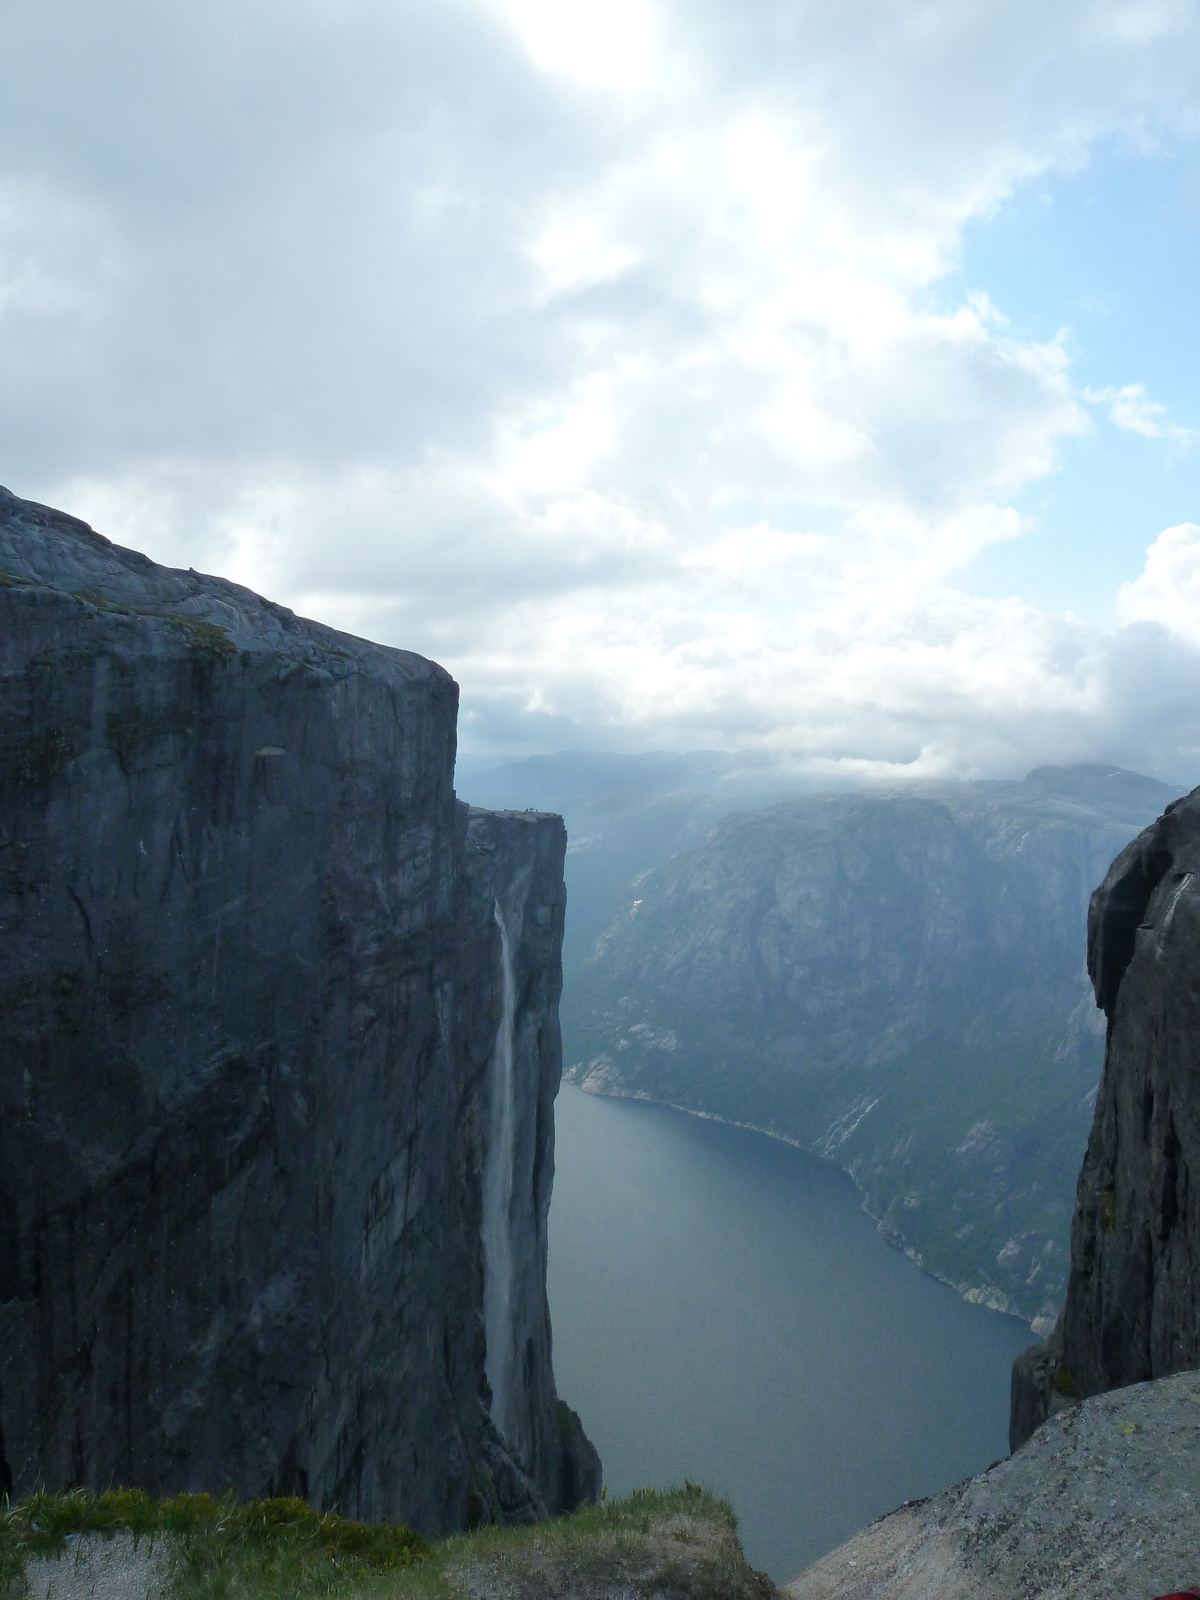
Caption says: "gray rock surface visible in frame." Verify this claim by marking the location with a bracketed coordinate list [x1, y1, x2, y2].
[24, 1536, 166, 1600]
[0, 486, 597, 1532]
[787, 1369, 1200, 1600]
[1011, 783, 1200, 1448]
[564, 769, 1175, 1326]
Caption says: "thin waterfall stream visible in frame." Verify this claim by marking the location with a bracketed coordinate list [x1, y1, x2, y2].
[482, 899, 517, 1443]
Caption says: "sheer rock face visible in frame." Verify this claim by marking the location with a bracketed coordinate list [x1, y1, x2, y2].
[462, 809, 601, 1517]
[1010, 785, 1200, 1449]
[0, 487, 598, 1532]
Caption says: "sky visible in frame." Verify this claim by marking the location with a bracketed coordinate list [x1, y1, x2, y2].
[3, 0, 1200, 782]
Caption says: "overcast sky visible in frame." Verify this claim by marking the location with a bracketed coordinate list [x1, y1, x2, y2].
[4, 0, 1200, 781]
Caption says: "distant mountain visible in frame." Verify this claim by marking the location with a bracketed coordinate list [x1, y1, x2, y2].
[458, 749, 835, 968]
[532, 762, 1178, 1330]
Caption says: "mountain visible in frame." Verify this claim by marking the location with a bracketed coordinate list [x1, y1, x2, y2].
[458, 749, 835, 970]
[0, 487, 598, 1528]
[553, 764, 1178, 1328]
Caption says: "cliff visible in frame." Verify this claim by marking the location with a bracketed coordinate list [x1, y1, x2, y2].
[562, 770, 1172, 1326]
[786, 784, 1200, 1598]
[0, 486, 598, 1532]
[1011, 783, 1200, 1449]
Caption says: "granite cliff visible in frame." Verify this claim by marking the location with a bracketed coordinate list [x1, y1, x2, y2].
[787, 787, 1200, 1597]
[1011, 782, 1200, 1450]
[560, 769, 1173, 1327]
[0, 486, 599, 1532]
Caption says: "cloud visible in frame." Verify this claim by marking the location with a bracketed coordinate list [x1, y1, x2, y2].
[1115, 522, 1200, 640]
[4, 0, 1200, 776]
[1084, 383, 1196, 445]
[493, 0, 659, 90]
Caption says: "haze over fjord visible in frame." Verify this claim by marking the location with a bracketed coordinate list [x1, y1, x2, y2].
[3, 0, 1200, 779]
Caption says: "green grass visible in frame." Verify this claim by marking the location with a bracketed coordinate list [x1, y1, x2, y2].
[166, 617, 238, 657]
[382, 1483, 773, 1600]
[0, 1491, 429, 1600]
[63, 586, 238, 657]
[0, 1485, 774, 1600]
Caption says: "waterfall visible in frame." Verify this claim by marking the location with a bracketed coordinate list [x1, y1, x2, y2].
[482, 898, 517, 1443]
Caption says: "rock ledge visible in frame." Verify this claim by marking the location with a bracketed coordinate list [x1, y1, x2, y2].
[787, 1370, 1200, 1600]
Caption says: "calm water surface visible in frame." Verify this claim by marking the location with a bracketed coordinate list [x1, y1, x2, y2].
[547, 1086, 1034, 1584]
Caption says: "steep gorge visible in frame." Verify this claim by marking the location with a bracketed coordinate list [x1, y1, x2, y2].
[0, 487, 598, 1532]
[788, 786, 1200, 1597]
[564, 770, 1173, 1327]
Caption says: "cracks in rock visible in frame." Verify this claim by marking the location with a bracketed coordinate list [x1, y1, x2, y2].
[65, 886, 94, 958]
[1160, 1118, 1182, 1243]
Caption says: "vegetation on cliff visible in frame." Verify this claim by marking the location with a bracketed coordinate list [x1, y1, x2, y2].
[0, 1485, 774, 1600]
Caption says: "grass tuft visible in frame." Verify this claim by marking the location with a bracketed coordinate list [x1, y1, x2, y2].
[0, 1491, 429, 1600]
[0, 1483, 775, 1600]
[384, 1482, 777, 1600]
[168, 617, 239, 657]
[1054, 1364, 1081, 1400]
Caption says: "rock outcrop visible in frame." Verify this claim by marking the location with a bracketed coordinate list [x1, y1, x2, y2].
[787, 1369, 1200, 1600]
[1010, 785, 1200, 1450]
[787, 783, 1200, 1597]
[0, 486, 598, 1532]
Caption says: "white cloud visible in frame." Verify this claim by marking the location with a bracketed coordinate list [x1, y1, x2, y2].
[492, 0, 659, 91]
[1115, 522, 1200, 642]
[1084, 382, 1196, 445]
[5, 0, 1200, 776]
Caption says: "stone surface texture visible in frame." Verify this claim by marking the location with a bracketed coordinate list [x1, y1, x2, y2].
[1011, 784, 1200, 1448]
[788, 1369, 1200, 1600]
[0, 487, 598, 1533]
[24, 1535, 166, 1600]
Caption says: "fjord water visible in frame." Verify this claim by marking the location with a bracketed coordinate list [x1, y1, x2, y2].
[548, 1086, 1033, 1584]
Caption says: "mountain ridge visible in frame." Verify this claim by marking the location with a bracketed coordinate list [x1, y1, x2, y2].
[560, 763, 1178, 1327]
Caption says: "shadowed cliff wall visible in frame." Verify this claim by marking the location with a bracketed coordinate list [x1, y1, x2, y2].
[1011, 782, 1200, 1450]
[0, 486, 598, 1531]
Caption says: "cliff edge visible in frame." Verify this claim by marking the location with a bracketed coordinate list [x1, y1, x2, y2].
[1010, 782, 1200, 1449]
[0, 486, 598, 1532]
[786, 785, 1200, 1596]
[787, 1369, 1200, 1600]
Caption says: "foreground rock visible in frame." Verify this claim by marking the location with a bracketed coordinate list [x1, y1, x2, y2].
[0, 487, 598, 1531]
[24, 1535, 166, 1600]
[1011, 784, 1200, 1448]
[788, 1369, 1200, 1600]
